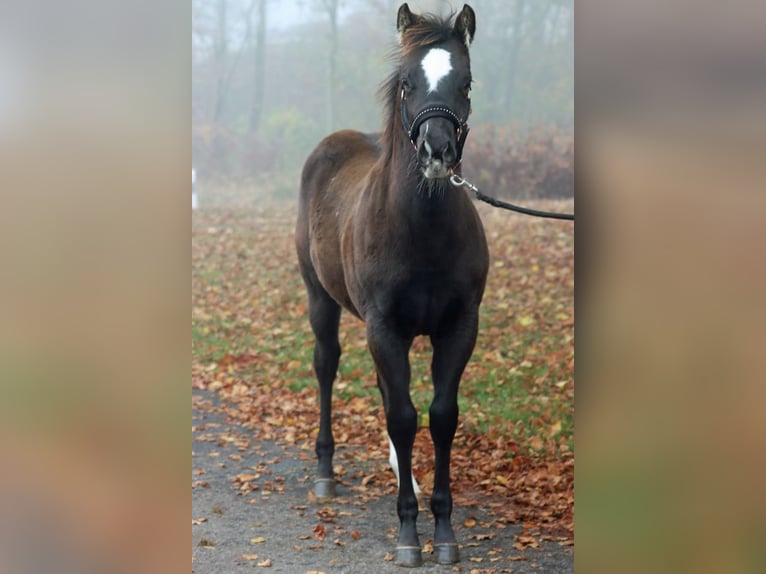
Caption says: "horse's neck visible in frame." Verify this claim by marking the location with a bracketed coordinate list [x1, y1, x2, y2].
[380, 137, 457, 223]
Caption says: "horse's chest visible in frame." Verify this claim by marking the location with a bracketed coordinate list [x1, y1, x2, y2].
[386, 272, 466, 336]
[344, 207, 487, 334]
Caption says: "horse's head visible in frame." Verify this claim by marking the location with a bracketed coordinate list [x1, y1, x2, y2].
[396, 3, 475, 180]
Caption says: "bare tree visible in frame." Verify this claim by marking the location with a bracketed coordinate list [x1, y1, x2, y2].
[503, 0, 526, 110]
[320, 0, 339, 133]
[213, 0, 229, 121]
[214, 0, 259, 126]
[249, 0, 268, 133]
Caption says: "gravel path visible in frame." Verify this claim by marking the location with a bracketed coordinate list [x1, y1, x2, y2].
[192, 390, 573, 573]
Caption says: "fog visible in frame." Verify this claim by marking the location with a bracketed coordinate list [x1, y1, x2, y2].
[192, 0, 574, 190]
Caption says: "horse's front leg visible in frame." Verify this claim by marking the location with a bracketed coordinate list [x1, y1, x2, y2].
[307, 289, 342, 499]
[366, 320, 421, 567]
[429, 310, 480, 564]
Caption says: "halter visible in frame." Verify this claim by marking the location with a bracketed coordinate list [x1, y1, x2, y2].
[400, 88, 470, 163]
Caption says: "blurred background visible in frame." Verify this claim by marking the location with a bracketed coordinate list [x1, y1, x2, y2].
[191, 0, 574, 203]
[2, 0, 763, 572]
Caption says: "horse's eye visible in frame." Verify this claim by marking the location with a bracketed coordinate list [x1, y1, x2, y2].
[464, 82, 472, 95]
[401, 78, 411, 92]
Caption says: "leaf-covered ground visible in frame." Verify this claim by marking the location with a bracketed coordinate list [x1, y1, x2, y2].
[192, 197, 574, 544]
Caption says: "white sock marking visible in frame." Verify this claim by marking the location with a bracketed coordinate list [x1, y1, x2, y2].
[388, 434, 422, 495]
[421, 48, 452, 93]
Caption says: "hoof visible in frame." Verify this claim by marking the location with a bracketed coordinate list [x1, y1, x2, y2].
[434, 543, 460, 564]
[395, 546, 423, 567]
[314, 479, 336, 500]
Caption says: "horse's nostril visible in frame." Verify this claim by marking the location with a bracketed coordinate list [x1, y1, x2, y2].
[418, 144, 430, 163]
[442, 143, 456, 165]
[419, 135, 456, 166]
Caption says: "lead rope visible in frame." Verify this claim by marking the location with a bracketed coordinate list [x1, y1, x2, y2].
[450, 174, 574, 221]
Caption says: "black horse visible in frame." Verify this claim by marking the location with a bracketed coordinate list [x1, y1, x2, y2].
[295, 3, 489, 567]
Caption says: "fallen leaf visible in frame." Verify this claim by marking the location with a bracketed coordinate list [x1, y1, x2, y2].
[361, 475, 375, 486]
[234, 473, 257, 482]
[192, 204, 574, 543]
[472, 533, 495, 541]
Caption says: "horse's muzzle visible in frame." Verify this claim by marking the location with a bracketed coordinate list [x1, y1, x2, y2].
[417, 122, 457, 179]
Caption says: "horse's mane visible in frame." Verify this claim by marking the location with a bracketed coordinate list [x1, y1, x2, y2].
[377, 11, 461, 165]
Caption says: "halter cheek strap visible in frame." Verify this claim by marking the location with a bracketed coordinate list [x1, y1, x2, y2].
[400, 90, 470, 162]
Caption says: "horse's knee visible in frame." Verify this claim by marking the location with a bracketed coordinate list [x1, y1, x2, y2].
[315, 338, 340, 363]
[387, 403, 418, 441]
[429, 397, 458, 436]
[429, 396, 457, 419]
[314, 339, 340, 382]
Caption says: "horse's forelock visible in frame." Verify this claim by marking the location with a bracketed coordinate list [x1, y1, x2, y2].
[399, 11, 459, 57]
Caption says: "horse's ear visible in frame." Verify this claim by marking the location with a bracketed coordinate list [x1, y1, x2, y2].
[397, 3, 418, 41]
[454, 4, 476, 48]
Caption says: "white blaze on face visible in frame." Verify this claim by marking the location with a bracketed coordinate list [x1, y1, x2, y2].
[421, 48, 452, 93]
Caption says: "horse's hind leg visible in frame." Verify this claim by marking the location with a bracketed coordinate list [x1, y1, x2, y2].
[307, 285, 341, 499]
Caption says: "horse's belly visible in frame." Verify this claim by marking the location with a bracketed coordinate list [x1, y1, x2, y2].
[310, 242, 359, 317]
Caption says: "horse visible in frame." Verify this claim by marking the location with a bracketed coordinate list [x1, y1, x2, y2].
[295, 3, 489, 567]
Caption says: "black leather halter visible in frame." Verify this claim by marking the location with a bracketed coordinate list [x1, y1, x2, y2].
[400, 89, 470, 162]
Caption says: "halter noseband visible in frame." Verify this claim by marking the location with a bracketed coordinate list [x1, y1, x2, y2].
[400, 89, 470, 163]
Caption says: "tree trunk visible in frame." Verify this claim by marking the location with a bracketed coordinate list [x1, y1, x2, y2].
[325, 0, 339, 133]
[213, 0, 228, 122]
[249, 0, 267, 134]
[503, 0, 526, 111]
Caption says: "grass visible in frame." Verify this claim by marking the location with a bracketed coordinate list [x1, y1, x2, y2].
[192, 196, 574, 458]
